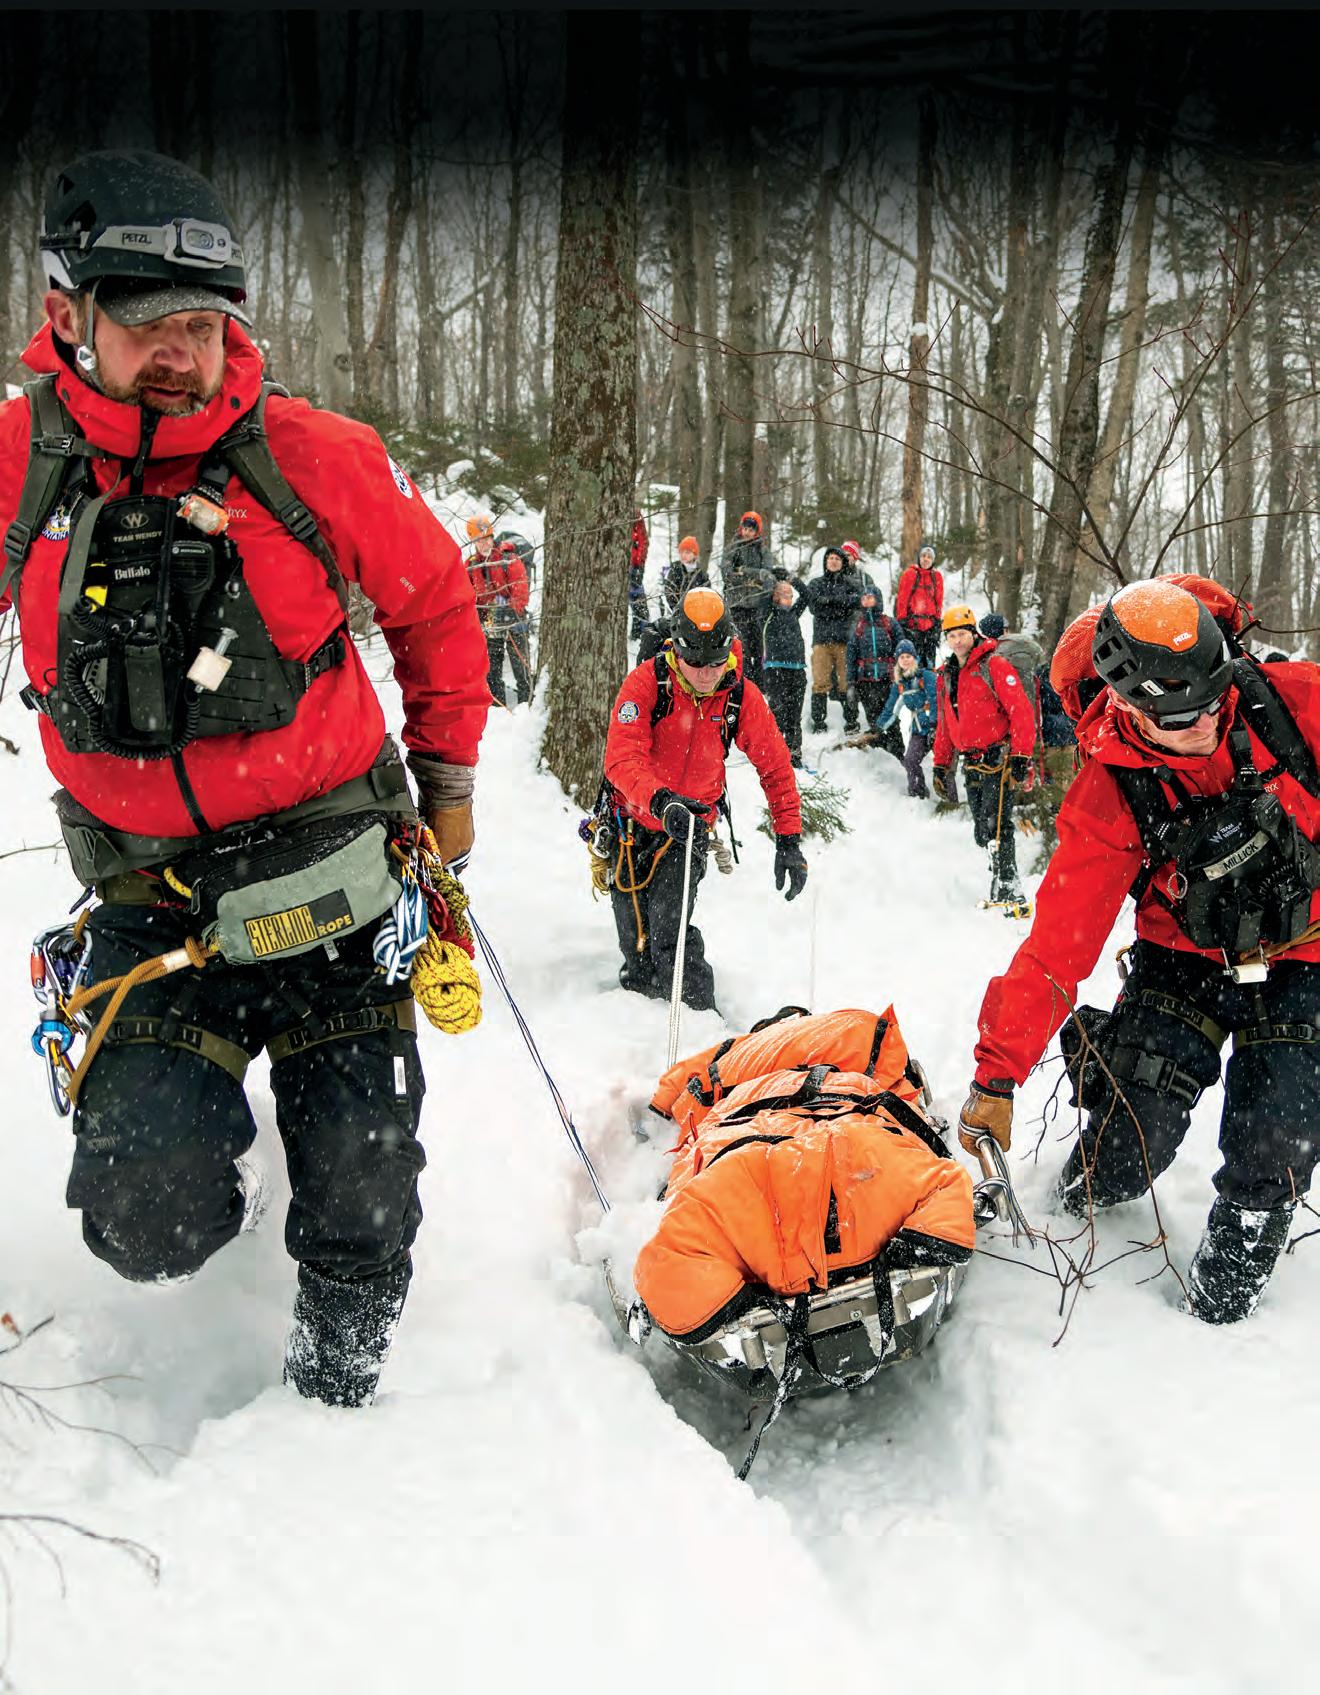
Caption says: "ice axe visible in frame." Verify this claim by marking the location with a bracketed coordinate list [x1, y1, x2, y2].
[972, 1134, 1035, 1248]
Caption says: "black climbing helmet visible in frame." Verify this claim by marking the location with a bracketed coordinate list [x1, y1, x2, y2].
[672, 587, 734, 666]
[1092, 580, 1232, 727]
[40, 149, 251, 324]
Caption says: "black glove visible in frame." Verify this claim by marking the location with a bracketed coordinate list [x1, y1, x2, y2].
[932, 765, 956, 804]
[774, 833, 808, 901]
[1008, 754, 1034, 789]
[651, 789, 709, 847]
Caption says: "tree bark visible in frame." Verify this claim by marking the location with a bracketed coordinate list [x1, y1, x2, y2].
[665, 27, 702, 544]
[1073, 138, 1161, 592]
[1256, 187, 1291, 630]
[287, 12, 354, 413]
[1036, 26, 1139, 645]
[541, 12, 639, 802]
[899, 90, 936, 568]
[811, 95, 841, 504]
[721, 14, 758, 526]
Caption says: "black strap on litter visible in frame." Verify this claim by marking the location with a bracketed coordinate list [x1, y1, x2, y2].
[862, 1014, 890, 1077]
[737, 1293, 809, 1482]
[204, 383, 350, 614]
[0, 374, 105, 607]
[748, 1005, 810, 1034]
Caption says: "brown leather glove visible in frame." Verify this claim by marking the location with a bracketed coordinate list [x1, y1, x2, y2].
[428, 803, 474, 870]
[958, 1081, 1013, 1154]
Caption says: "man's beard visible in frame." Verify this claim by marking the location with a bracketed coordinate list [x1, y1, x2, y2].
[99, 364, 224, 414]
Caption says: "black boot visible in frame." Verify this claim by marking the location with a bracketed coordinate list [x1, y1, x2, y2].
[1185, 1198, 1294, 1325]
[284, 1260, 411, 1407]
[810, 693, 827, 732]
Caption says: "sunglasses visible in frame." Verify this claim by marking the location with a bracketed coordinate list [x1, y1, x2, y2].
[1146, 688, 1230, 731]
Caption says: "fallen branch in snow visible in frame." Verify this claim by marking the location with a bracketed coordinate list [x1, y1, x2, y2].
[0, 1312, 163, 1682]
[0, 844, 62, 863]
[0, 735, 16, 757]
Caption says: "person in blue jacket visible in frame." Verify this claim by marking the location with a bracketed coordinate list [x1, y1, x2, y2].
[758, 577, 810, 766]
[876, 639, 938, 798]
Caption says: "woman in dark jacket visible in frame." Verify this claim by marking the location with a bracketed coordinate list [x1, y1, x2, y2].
[801, 545, 864, 732]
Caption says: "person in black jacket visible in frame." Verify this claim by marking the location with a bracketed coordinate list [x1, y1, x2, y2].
[718, 510, 776, 684]
[758, 578, 809, 766]
[801, 545, 864, 732]
[661, 535, 709, 617]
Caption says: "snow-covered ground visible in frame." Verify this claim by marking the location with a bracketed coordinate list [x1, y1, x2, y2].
[3, 538, 1318, 1693]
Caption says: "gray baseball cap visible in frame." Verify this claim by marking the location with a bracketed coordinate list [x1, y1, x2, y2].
[97, 278, 252, 328]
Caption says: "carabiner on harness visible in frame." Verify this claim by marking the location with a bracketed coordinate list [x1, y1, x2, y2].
[28, 920, 93, 1118]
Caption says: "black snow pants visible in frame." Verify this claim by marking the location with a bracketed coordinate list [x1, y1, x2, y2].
[65, 903, 427, 1284]
[1060, 942, 1320, 1213]
[855, 681, 906, 763]
[963, 749, 1019, 890]
[486, 630, 531, 707]
[762, 668, 806, 766]
[609, 823, 716, 1009]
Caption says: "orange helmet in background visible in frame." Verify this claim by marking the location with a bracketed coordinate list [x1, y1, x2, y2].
[466, 514, 495, 541]
[941, 605, 978, 634]
[679, 535, 700, 556]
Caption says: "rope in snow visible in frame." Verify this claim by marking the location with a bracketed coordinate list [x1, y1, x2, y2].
[467, 907, 611, 1213]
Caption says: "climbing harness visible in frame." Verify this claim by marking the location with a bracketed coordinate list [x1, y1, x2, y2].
[390, 822, 483, 1035]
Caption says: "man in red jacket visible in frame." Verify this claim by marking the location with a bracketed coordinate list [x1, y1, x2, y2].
[2, 150, 490, 1406]
[604, 588, 805, 1009]
[959, 579, 1320, 1324]
[465, 514, 531, 706]
[895, 541, 944, 666]
[932, 605, 1036, 911]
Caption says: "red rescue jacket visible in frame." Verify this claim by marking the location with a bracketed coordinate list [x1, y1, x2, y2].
[0, 323, 490, 837]
[974, 662, 1320, 1087]
[605, 647, 801, 835]
[895, 563, 944, 630]
[467, 546, 529, 617]
[932, 638, 1036, 766]
[630, 515, 648, 571]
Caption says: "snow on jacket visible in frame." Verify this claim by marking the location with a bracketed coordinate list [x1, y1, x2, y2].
[605, 646, 801, 835]
[630, 515, 648, 571]
[758, 598, 808, 670]
[801, 566, 865, 645]
[877, 666, 938, 735]
[895, 562, 944, 632]
[467, 545, 530, 618]
[973, 662, 1320, 1088]
[846, 607, 903, 685]
[637, 1007, 974, 1337]
[661, 558, 710, 617]
[0, 324, 490, 838]
[932, 638, 1036, 766]
[718, 536, 776, 611]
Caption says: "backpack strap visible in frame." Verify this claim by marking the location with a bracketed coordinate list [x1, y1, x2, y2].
[0, 374, 105, 608]
[648, 652, 672, 730]
[1231, 657, 1319, 796]
[719, 674, 745, 752]
[211, 383, 349, 614]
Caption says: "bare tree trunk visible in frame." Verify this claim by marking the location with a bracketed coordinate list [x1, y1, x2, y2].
[666, 29, 702, 544]
[287, 12, 354, 412]
[1075, 138, 1161, 587]
[811, 96, 841, 503]
[362, 14, 421, 418]
[1037, 26, 1138, 645]
[900, 90, 935, 567]
[722, 14, 758, 520]
[692, 149, 724, 562]
[341, 16, 369, 408]
[541, 12, 639, 802]
[1257, 187, 1291, 630]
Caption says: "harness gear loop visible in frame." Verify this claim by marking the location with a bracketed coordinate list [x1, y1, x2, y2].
[397, 834, 482, 1035]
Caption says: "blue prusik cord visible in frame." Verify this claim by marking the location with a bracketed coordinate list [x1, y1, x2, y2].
[467, 907, 611, 1214]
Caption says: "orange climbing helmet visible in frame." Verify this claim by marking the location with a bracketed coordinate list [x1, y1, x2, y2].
[1092, 579, 1232, 725]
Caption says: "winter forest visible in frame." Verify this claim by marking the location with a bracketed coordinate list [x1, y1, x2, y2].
[5, 10, 1320, 1693]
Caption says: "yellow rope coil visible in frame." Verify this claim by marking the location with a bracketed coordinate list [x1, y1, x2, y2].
[409, 860, 482, 1034]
